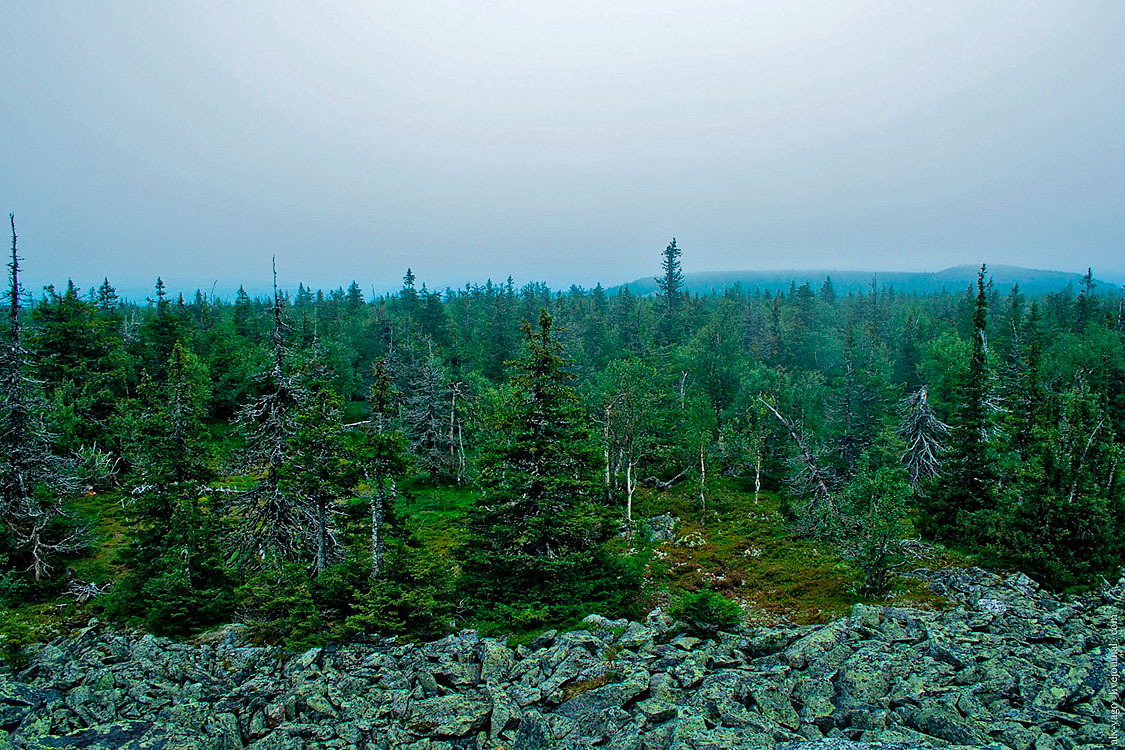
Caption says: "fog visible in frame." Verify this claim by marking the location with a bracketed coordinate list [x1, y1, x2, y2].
[4, 1, 1124, 297]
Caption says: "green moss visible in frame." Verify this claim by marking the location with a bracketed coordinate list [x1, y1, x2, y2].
[0, 603, 73, 665]
[631, 478, 956, 625]
[65, 490, 131, 584]
[38, 473, 958, 647]
[394, 482, 480, 560]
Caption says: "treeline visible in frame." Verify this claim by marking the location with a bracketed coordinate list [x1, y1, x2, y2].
[2, 223, 1123, 643]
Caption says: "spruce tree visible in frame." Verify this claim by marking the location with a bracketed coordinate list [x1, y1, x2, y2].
[362, 357, 409, 579]
[233, 284, 254, 337]
[459, 309, 636, 629]
[346, 280, 365, 312]
[137, 277, 185, 380]
[838, 459, 911, 597]
[106, 342, 232, 634]
[30, 280, 126, 453]
[655, 238, 685, 346]
[345, 359, 449, 639]
[404, 341, 454, 481]
[287, 386, 353, 575]
[1075, 267, 1098, 332]
[94, 278, 119, 317]
[922, 265, 996, 542]
[400, 268, 418, 311]
[1000, 378, 1123, 589]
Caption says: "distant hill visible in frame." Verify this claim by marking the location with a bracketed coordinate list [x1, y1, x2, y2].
[610, 264, 1120, 297]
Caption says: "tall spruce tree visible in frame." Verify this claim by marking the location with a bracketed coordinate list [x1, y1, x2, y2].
[459, 309, 637, 629]
[656, 238, 685, 346]
[288, 386, 353, 575]
[233, 285, 254, 337]
[922, 264, 996, 542]
[94, 278, 119, 317]
[106, 342, 232, 634]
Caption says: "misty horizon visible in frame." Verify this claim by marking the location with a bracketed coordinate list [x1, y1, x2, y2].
[4, 1, 1124, 296]
[15, 254, 1121, 305]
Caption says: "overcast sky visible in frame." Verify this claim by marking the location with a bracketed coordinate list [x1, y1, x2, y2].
[3, 1, 1124, 298]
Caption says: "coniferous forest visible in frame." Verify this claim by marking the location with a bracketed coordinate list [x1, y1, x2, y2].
[3, 224, 1124, 652]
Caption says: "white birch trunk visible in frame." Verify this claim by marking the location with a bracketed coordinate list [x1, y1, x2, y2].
[699, 438, 706, 515]
[626, 460, 637, 524]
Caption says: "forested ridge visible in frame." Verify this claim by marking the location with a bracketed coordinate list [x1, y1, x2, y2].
[2, 224, 1124, 652]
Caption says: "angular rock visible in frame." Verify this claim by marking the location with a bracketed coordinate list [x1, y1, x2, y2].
[406, 692, 491, 738]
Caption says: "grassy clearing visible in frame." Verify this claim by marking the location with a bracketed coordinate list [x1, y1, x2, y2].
[630, 477, 957, 625]
[0, 490, 131, 659]
[394, 481, 480, 560]
[392, 476, 958, 627]
[66, 490, 132, 585]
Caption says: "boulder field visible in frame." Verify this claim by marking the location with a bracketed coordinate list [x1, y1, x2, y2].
[1, 568, 1121, 749]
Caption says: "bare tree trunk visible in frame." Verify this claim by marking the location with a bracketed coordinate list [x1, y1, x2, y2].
[603, 403, 612, 502]
[315, 495, 328, 574]
[625, 459, 636, 524]
[456, 420, 466, 483]
[1067, 418, 1106, 505]
[646, 465, 691, 489]
[1117, 286, 1125, 332]
[370, 473, 385, 581]
[449, 386, 457, 477]
[698, 438, 707, 516]
[7, 215, 17, 342]
[754, 445, 762, 504]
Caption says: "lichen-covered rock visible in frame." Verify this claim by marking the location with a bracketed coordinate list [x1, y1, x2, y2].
[0, 567, 1118, 749]
[644, 514, 677, 542]
[406, 691, 491, 738]
[0, 677, 46, 731]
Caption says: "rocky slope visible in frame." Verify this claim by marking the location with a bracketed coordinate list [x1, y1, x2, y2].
[1, 568, 1120, 749]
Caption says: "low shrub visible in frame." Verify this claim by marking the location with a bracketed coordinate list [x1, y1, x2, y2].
[669, 588, 742, 636]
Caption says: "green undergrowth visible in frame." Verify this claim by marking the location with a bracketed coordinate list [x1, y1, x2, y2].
[394, 476, 959, 634]
[0, 604, 74, 666]
[630, 477, 957, 625]
[0, 491, 129, 661]
[394, 481, 480, 561]
[66, 490, 132, 584]
[4, 476, 965, 655]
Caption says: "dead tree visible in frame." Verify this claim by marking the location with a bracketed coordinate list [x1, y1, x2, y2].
[449, 381, 467, 484]
[698, 436, 707, 515]
[759, 396, 836, 533]
[226, 258, 313, 566]
[405, 340, 455, 482]
[0, 216, 82, 580]
[898, 386, 948, 491]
